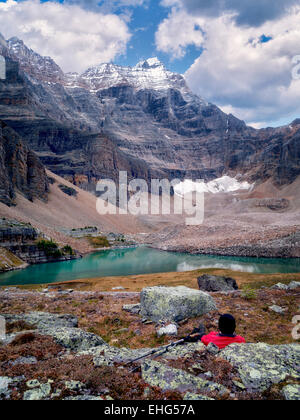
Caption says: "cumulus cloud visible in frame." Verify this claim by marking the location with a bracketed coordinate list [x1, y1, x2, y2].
[161, 0, 300, 27]
[64, 0, 147, 12]
[155, 9, 204, 58]
[0, 0, 131, 73]
[156, 3, 300, 125]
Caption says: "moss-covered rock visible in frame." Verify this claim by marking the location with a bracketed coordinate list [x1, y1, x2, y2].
[140, 286, 217, 322]
[221, 343, 300, 392]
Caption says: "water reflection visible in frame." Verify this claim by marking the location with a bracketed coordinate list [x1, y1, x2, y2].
[0, 246, 300, 286]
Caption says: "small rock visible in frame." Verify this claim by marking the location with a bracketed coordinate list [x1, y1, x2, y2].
[157, 324, 178, 337]
[204, 371, 213, 378]
[26, 379, 41, 389]
[122, 304, 141, 315]
[288, 281, 300, 290]
[65, 380, 84, 391]
[115, 328, 129, 334]
[271, 283, 289, 291]
[11, 356, 37, 366]
[269, 305, 286, 315]
[112, 287, 125, 291]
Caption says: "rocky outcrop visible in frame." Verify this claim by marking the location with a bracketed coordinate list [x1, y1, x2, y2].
[197, 275, 239, 292]
[2, 310, 299, 400]
[3, 312, 78, 330]
[220, 343, 300, 392]
[0, 219, 78, 266]
[255, 198, 290, 211]
[140, 286, 217, 322]
[141, 359, 229, 396]
[0, 120, 49, 206]
[40, 327, 106, 352]
[0, 219, 37, 246]
[0, 246, 27, 272]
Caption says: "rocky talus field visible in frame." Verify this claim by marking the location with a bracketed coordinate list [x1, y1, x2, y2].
[0, 277, 299, 401]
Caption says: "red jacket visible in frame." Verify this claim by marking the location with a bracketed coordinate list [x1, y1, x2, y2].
[201, 332, 246, 350]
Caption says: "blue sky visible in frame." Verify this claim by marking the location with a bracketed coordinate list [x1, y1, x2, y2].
[0, 0, 300, 127]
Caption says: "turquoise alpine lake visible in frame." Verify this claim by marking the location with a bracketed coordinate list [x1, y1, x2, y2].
[0, 246, 300, 286]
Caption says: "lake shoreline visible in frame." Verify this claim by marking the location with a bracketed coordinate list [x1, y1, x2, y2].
[1, 246, 300, 288]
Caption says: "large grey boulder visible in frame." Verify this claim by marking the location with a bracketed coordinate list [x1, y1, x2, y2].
[221, 343, 300, 392]
[197, 275, 238, 292]
[40, 327, 106, 352]
[141, 360, 228, 396]
[140, 286, 217, 322]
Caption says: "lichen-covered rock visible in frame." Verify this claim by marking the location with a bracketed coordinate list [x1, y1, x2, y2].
[82, 342, 205, 366]
[184, 392, 214, 400]
[0, 377, 12, 399]
[122, 304, 141, 315]
[221, 343, 300, 392]
[41, 327, 106, 352]
[141, 360, 228, 396]
[140, 286, 217, 322]
[64, 381, 84, 391]
[3, 312, 78, 330]
[197, 275, 238, 292]
[282, 384, 300, 401]
[23, 383, 51, 400]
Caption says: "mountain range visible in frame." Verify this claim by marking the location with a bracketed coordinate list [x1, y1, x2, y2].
[0, 33, 300, 202]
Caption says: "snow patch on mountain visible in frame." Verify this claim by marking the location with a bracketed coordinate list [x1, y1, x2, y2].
[175, 176, 253, 196]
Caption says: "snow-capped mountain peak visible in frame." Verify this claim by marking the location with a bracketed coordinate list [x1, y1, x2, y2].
[7, 37, 64, 84]
[79, 57, 198, 98]
[135, 57, 164, 69]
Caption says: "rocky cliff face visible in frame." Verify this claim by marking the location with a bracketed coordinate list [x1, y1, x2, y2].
[0, 120, 49, 206]
[0, 34, 299, 191]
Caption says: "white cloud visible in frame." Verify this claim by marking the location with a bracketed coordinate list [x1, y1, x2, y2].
[0, 0, 132, 73]
[160, 0, 300, 27]
[156, 4, 300, 126]
[155, 8, 204, 58]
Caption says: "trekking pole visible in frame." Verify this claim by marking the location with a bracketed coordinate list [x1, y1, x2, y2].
[125, 338, 186, 366]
